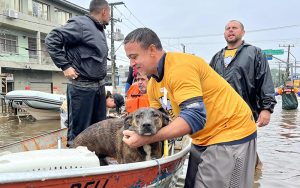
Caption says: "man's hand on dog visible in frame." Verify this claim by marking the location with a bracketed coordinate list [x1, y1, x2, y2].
[123, 130, 151, 148]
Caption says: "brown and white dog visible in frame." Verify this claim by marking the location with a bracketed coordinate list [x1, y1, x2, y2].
[71, 107, 169, 164]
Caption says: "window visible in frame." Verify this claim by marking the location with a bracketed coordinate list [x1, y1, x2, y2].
[54, 8, 72, 25]
[0, 0, 21, 11]
[32, 1, 49, 20]
[40, 39, 50, 63]
[28, 37, 37, 59]
[0, 34, 18, 54]
[27, 0, 33, 15]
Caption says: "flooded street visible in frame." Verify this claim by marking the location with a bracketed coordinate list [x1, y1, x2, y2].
[254, 96, 300, 188]
[0, 96, 299, 187]
[0, 116, 60, 146]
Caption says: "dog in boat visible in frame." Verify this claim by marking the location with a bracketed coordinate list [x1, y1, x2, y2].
[71, 107, 169, 164]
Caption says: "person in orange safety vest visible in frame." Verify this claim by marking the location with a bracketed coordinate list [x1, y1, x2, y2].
[125, 72, 149, 113]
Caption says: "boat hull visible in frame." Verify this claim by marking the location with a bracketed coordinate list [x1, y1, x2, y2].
[0, 156, 186, 188]
[20, 106, 61, 120]
[5, 90, 66, 120]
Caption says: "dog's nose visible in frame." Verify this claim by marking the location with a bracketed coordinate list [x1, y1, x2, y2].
[142, 123, 151, 128]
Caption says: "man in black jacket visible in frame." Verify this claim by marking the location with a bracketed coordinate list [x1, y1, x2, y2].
[210, 20, 277, 168]
[46, 0, 110, 146]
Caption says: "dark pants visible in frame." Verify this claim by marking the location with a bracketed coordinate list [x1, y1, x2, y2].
[184, 145, 206, 188]
[66, 81, 106, 146]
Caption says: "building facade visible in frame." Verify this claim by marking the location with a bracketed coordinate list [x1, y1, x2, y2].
[0, 0, 88, 94]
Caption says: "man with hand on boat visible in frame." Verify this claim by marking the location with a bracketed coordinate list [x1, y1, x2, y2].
[122, 28, 257, 188]
[210, 20, 277, 169]
[46, 0, 111, 147]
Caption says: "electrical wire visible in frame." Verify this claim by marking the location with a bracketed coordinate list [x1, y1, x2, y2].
[161, 24, 300, 39]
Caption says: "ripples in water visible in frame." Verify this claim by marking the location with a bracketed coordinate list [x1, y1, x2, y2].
[0, 96, 299, 187]
[0, 115, 60, 146]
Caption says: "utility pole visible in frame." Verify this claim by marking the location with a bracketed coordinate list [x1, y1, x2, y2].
[278, 62, 281, 86]
[279, 44, 294, 85]
[271, 55, 288, 86]
[109, 2, 124, 91]
[181, 44, 186, 53]
[289, 52, 297, 77]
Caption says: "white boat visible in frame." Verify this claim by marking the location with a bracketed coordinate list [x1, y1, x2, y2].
[5, 90, 66, 120]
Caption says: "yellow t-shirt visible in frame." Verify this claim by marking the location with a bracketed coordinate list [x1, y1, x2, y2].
[148, 52, 256, 146]
[224, 48, 237, 67]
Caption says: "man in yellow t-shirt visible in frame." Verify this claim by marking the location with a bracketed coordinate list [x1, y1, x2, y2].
[123, 28, 257, 188]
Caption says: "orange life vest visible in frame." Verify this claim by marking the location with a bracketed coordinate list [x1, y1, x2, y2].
[126, 84, 149, 113]
[279, 87, 299, 94]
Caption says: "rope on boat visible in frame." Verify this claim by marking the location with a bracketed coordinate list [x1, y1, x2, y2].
[153, 137, 184, 187]
[153, 158, 161, 188]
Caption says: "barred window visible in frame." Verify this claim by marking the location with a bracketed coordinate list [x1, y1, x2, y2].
[54, 8, 72, 25]
[0, 34, 18, 54]
[28, 37, 37, 59]
[32, 0, 49, 20]
[0, 0, 21, 11]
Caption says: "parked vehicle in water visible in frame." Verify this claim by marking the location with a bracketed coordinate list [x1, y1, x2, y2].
[5, 90, 66, 120]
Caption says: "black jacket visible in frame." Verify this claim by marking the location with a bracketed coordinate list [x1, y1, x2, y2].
[210, 42, 277, 120]
[45, 15, 108, 81]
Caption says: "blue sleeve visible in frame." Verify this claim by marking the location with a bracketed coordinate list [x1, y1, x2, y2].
[125, 83, 131, 95]
[179, 97, 206, 134]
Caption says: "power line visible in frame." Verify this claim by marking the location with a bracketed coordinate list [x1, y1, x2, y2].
[0, 42, 47, 52]
[114, 5, 181, 52]
[160, 37, 300, 48]
[123, 4, 146, 27]
[116, 20, 135, 31]
[161, 23, 300, 39]
[114, 6, 138, 29]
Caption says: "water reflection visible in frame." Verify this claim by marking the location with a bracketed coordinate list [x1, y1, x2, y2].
[0, 116, 60, 146]
[254, 96, 300, 188]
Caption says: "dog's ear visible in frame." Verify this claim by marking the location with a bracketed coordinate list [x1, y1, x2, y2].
[124, 114, 133, 130]
[161, 112, 170, 127]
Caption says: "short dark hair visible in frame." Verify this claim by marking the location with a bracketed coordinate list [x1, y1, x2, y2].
[89, 0, 108, 14]
[106, 90, 112, 99]
[227, 20, 245, 31]
[124, 28, 162, 50]
[112, 93, 124, 113]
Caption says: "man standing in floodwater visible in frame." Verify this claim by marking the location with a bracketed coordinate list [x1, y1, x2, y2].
[46, 0, 110, 146]
[210, 20, 277, 169]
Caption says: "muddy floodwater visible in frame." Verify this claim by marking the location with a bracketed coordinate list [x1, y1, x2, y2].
[0, 96, 299, 187]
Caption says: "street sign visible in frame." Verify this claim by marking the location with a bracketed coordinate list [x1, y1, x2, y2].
[266, 55, 272, 60]
[263, 49, 284, 55]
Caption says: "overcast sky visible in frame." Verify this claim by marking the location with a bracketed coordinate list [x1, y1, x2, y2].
[68, 0, 300, 71]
